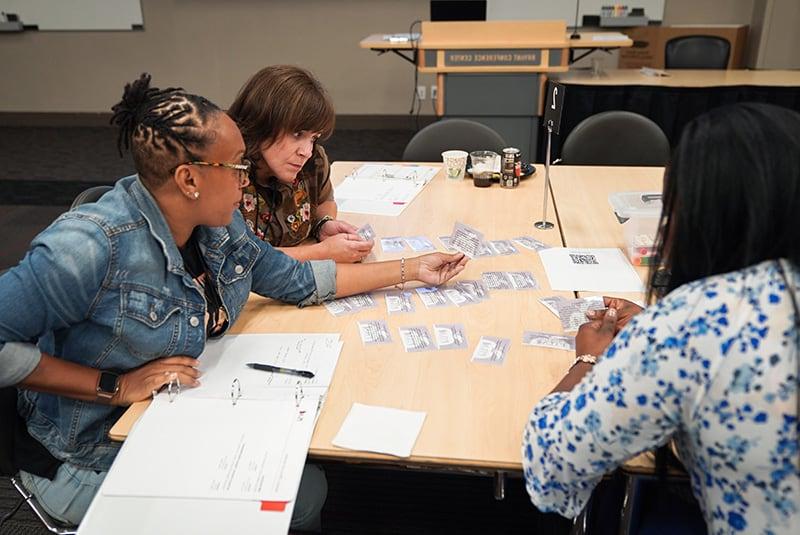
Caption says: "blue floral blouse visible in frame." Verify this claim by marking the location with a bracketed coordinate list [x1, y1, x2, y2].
[523, 260, 800, 534]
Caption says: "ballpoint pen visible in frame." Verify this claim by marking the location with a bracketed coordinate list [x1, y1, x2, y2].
[246, 363, 315, 379]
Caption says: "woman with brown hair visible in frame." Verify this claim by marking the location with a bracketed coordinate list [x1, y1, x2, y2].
[229, 65, 374, 263]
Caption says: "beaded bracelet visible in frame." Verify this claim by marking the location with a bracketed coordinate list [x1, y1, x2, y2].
[395, 257, 406, 290]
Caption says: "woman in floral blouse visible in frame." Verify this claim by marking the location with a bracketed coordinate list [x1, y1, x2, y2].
[523, 103, 799, 534]
[229, 65, 374, 263]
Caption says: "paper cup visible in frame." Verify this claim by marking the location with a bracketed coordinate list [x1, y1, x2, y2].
[441, 150, 468, 180]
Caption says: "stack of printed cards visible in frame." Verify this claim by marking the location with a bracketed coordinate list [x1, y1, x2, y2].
[433, 324, 468, 350]
[358, 320, 393, 345]
[481, 271, 539, 290]
[415, 286, 450, 308]
[356, 223, 376, 241]
[398, 326, 434, 352]
[512, 236, 551, 252]
[471, 336, 511, 365]
[522, 331, 575, 351]
[385, 291, 415, 314]
[448, 222, 486, 258]
[380, 235, 436, 253]
[323, 294, 377, 316]
[556, 296, 606, 332]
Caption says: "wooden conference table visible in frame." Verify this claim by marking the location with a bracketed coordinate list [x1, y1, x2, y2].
[111, 162, 663, 475]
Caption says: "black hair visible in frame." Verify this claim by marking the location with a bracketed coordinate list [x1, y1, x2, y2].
[649, 102, 800, 489]
[110, 73, 221, 188]
[649, 102, 800, 300]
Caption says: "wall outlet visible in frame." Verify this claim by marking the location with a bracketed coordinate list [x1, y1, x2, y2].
[430, 85, 438, 100]
[416, 85, 426, 100]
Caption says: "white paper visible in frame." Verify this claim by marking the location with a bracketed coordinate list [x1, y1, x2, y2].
[336, 164, 438, 216]
[332, 403, 427, 458]
[102, 396, 319, 502]
[540, 248, 644, 292]
[592, 32, 629, 41]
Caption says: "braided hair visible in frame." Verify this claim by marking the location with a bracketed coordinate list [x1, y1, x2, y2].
[110, 73, 221, 188]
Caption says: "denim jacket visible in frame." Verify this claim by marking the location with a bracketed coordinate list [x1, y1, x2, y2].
[0, 176, 336, 471]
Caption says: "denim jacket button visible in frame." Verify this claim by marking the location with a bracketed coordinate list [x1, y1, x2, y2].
[189, 316, 200, 327]
[149, 311, 158, 322]
[234, 265, 244, 274]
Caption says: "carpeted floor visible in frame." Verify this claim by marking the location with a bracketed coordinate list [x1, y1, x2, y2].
[0, 125, 571, 534]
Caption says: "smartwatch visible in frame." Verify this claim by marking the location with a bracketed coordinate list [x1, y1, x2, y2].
[96, 371, 121, 400]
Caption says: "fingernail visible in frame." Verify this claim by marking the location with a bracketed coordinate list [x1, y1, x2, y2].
[607, 308, 617, 318]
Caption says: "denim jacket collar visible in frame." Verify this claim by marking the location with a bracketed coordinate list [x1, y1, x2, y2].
[126, 176, 230, 273]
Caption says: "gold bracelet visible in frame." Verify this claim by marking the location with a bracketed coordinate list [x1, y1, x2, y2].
[395, 257, 406, 290]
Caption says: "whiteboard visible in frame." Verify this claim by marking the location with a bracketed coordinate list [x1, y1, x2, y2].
[487, 0, 664, 25]
[0, 0, 142, 30]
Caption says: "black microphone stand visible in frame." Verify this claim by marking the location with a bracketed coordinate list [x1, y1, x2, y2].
[570, 0, 581, 39]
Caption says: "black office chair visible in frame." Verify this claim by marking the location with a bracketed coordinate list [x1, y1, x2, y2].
[70, 185, 113, 211]
[402, 119, 506, 161]
[0, 388, 77, 534]
[560, 111, 670, 166]
[665, 35, 731, 69]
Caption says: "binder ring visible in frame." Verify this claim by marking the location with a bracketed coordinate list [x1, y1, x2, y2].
[295, 381, 306, 421]
[231, 378, 242, 406]
[294, 381, 304, 408]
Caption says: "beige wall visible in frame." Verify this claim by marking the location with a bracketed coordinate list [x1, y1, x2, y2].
[0, 0, 795, 114]
[750, 0, 800, 69]
[0, 0, 433, 114]
[663, 0, 755, 24]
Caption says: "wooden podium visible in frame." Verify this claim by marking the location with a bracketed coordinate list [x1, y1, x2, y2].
[418, 20, 569, 161]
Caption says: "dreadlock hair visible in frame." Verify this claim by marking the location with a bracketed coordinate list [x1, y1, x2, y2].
[110, 73, 221, 189]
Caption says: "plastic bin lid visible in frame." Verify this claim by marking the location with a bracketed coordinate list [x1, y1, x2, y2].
[608, 191, 662, 221]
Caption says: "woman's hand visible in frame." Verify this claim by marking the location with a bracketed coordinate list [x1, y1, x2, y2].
[114, 356, 201, 406]
[413, 252, 468, 286]
[585, 296, 643, 334]
[322, 233, 374, 263]
[319, 219, 359, 240]
[575, 307, 618, 358]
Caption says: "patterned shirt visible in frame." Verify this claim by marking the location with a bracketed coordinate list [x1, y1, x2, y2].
[240, 144, 333, 246]
[523, 259, 800, 535]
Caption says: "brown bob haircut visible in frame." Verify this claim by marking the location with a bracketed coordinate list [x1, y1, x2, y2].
[228, 65, 335, 165]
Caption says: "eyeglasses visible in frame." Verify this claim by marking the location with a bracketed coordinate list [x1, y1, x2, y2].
[173, 159, 252, 187]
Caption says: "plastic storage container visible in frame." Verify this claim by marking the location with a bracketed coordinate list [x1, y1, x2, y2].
[608, 192, 662, 266]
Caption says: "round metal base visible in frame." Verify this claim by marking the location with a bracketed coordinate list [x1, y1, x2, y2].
[534, 221, 555, 230]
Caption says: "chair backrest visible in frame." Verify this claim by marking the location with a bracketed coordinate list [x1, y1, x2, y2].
[402, 119, 507, 162]
[560, 111, 670, 166]
[70, 185, 113, 211]
[665, 35, 731, 69]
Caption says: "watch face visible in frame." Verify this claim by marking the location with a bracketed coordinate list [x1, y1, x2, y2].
[98, 371, 120, 395]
